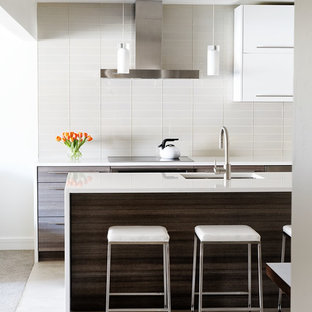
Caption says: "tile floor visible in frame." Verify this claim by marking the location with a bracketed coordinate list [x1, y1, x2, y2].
[16, 261, 64, 312]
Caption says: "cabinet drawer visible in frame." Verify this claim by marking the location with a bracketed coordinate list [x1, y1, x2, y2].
[37, 166, 110, 182]
[38, 217, 64, 252]
[38, 183, 65, 217]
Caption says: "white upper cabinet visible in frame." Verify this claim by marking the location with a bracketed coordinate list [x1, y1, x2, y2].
[243, 54, 294, 102]
[243, 5, 294, 53]
[234, 5, 294, 102]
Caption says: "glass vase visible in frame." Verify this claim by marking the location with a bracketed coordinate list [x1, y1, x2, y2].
[67, 148, 82, 160]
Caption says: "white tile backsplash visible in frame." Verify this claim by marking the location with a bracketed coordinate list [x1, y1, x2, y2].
[38, 3, 293, 161]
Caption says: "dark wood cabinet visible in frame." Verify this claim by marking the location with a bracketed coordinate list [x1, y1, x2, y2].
[37, 166, 110, 261]
[38, 217, 64, 260]
[69, 191, 291, 311]
[38, 183, 65, 217]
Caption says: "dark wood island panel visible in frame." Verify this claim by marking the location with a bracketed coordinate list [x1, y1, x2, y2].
[70, 192, 291, 311]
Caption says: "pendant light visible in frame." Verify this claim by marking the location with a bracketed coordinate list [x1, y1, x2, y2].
[207, 4, 220, 76]
[117, 2, 130, 74]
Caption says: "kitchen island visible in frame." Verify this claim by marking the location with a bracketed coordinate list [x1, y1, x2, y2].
[65, 172, 291, 312]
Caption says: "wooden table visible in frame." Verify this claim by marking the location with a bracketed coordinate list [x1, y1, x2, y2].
[266, 263, 291, 296]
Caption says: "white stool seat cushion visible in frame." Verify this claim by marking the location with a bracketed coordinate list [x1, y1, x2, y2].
[283, 225, 292, 237]
[107, 226, 169, 243]
[195, 225, 260, 242]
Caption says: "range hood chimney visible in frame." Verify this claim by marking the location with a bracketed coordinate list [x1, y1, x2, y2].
[101, 0, 199, 79]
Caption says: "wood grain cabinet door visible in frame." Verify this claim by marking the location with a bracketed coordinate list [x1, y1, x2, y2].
[38, 217, 64, 252]
[38, 183, 65, 217]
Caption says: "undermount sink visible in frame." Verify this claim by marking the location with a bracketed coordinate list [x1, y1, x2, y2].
[181, 172, 264, 180]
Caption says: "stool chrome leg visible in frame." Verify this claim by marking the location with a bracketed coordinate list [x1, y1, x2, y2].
[198, 242, 204, 312]
[257, 243, 263, 312]
[191, 235, 198, 312]
[106, 243, 112, 312]
[278, 233, 287, 311]
[248, 244, 251, 310]
[163, 244, 168, 308]
[165, 243, 171, 312]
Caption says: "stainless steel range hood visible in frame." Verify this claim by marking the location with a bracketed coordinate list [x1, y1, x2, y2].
[101, 0, 199, 79]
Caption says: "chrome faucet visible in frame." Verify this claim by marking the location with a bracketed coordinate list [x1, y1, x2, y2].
[214, 126, 231, 180]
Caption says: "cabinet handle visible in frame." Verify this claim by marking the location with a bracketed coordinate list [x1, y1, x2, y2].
[45, 222, 64, 225]
[47, 171, 67, 174]
[256, 95, 293, 98]
[256, 46, 294, 49]
[48, 188, 64, 191]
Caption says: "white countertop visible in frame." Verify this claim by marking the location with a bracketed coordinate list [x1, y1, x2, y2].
[65, 172, 292, 193]
[37, 156, 292, 167]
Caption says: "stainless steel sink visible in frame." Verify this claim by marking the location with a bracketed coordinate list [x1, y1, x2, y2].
[181, 172, 264, 180]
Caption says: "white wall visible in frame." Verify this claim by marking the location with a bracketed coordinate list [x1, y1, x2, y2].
[38, 3, 293, 161]
[0, 0, 37, 38]
[0, 7, 37, 249]
[292, 0, 312, 310]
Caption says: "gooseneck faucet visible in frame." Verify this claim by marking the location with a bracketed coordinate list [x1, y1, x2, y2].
[214, 126, 231, 180]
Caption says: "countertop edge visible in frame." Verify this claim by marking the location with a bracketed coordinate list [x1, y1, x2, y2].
[36, 161, 293, 167]
[65, 188, 292, 193]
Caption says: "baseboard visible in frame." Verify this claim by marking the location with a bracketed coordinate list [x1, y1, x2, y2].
[0, 237, 34, 250]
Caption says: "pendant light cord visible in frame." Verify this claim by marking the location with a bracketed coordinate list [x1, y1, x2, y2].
[212, 4, 215, 46]
[122, 2, 125, 44]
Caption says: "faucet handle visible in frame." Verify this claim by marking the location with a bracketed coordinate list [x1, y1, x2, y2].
[214, 159, 226, 174]
[213, 159, 218, 173]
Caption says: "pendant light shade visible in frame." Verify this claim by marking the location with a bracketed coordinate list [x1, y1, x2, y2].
[117, 43, 130, 74]
[207, 4, 220, 76]
[207, 45, 220, 76]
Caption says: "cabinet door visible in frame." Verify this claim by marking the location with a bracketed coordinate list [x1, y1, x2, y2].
[38, 217, 64, 252]
[243, 5, 294, 53]
[38, 183, 65, 217]
[243, 53, 294, 102]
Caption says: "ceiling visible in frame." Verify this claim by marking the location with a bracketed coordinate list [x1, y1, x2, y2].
[37, 0, 294, 4]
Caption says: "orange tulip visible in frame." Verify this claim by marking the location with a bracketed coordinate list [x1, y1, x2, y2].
[70, 137, 74, 142]
[62, 137, 66, 142]
[70, 132, 74, 137]
[87, 136, 93, 142]
[78, 132, 83, 138]
[56, 136, 61, 142]
[65, 132, 69, 137]
[73, 133, 77, 140]
[84, 132, 88, 138]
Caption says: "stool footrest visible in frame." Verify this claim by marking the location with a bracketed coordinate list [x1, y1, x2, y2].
[108, 309, 169, 312]
[195, 291, 249, 296]
[202, 308, 261, 312]
[110, 292, 164, 296]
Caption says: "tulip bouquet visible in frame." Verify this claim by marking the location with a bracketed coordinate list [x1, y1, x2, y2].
[56, 132, 93, 160]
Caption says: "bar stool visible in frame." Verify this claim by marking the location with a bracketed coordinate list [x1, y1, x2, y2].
[191, 225, 263, 312]
[278, 225, 292, 312]
[106, 226, 171, 312]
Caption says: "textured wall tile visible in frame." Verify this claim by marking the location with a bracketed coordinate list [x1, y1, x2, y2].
[131, 80, 162, 156]
[101, 79, 131, 156]
[38, 4, 293, 161]
[163, 79, 193, 155]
